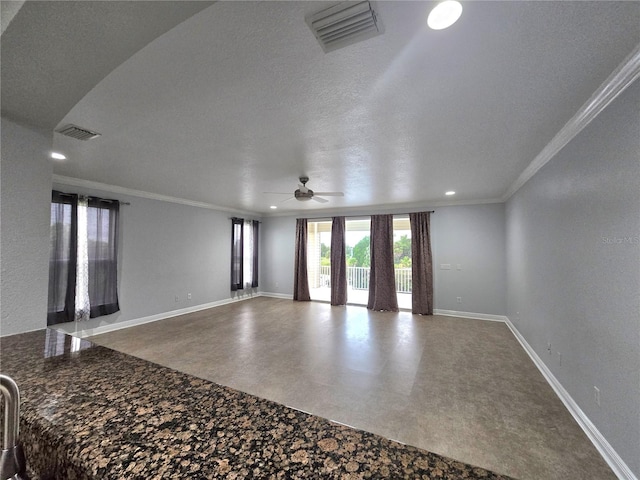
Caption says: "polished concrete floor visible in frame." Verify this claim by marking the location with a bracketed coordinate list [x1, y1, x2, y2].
[89, 297, 614, 480]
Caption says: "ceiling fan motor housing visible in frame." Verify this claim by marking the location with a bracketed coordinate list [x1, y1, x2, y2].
[295, 188, 314, 201]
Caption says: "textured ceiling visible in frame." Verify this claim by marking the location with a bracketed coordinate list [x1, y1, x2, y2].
[1, 1, 214, 129]
[4, 1, 640, 214]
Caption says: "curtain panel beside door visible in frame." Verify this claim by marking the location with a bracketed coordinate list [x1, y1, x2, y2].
[330, 216, 347, 306]
[410, 211, 433, 315]
[367, 214, 399, 312]
[293, 218, 311, 301]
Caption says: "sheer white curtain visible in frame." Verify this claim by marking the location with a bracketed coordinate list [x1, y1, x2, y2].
[243, 220, 254, 289]
[74, 196, 90, 321]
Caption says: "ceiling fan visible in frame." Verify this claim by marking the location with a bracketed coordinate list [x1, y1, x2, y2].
[266, 176, 344, 203]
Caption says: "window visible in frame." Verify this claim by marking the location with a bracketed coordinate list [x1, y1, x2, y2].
[47, 191, 120, 325]
[230, 218, 259, 291]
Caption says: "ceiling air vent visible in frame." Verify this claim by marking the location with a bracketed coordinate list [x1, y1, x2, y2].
[55, 124, 101, 141]
[306, 1, 383, 53]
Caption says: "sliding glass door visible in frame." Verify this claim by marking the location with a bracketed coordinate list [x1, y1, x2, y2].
[307, 216, 412, 308]
[392, 216, 412, 310]
[344, 218, 371, 305]
[308, 221, 332, 301]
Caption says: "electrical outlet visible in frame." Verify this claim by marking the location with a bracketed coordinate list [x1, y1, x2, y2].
[187, 293, 192, 300]
[175, 295, 179, 302]
[547, 341, 552, 354]
[594, 386, 600, 406]
[456, 296, 462, 303]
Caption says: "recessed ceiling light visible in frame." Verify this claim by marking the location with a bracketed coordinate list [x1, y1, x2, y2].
[428, 1, 463, 30]
[445, 191, 456, 196]
[51, 152, 66, 160]
[270, 205, 278, 209]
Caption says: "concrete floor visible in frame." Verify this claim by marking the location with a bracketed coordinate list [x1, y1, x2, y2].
[89, 297, 614, 480]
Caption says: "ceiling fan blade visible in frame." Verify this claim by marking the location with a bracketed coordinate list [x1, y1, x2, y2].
[264, 192, 291, 195]
[312, 196, 329, 203]
[313, 192, 344, 197]
[280, 196, 296, 203]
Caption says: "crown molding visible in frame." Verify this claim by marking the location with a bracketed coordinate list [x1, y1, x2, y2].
[264, 197, 504, 218]
[502, 42, 640, 202]
[52, 174, 259, 217]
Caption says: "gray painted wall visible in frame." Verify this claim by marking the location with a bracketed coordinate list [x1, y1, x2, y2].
[262, 203, 507, 316]
[1, 118, 53, 336]
[51, 182, 262, 333]
[506, 80, 640, 476]
[260, 216, 296, 295]
[432, 203, 506, 315]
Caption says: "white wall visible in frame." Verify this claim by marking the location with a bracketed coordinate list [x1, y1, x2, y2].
[261, 203, 507, 316]
[51, 182, 262, 334]
[1, 118, 53, 336]
[506, 80, 640, 477]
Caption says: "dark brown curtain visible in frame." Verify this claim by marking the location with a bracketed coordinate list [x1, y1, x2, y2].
[293, 218, 311, 301]
[230, 217, 243, 291]
[330, 216, 347, 306]
[87, 198, 120, 317]
[367, 214, 398, 311]
[410, 212, 433, 315]
[47, 191, 78, 325]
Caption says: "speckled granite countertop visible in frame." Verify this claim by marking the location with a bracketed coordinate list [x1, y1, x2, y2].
[0, 329, 513, 479]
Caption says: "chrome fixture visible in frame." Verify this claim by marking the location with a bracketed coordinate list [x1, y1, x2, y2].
[0, 375, 29, 480]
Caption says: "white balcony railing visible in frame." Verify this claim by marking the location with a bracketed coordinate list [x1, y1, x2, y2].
[318, 265, 412, 293]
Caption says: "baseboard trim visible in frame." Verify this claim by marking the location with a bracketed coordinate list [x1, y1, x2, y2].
[504, 317, 637, 480]
[434, 309, 507, 323]
[58, 299, 507, 338]
[55, 293, 261, 338]
[259, 291, 294, 300]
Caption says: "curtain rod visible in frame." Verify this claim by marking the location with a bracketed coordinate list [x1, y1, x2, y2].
[56, 191, 131, 205]
[299, 210, 435, 221]
[229, 217, 262, 223]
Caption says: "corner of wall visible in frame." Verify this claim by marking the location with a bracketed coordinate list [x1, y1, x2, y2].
[1, 117, 53, 336]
